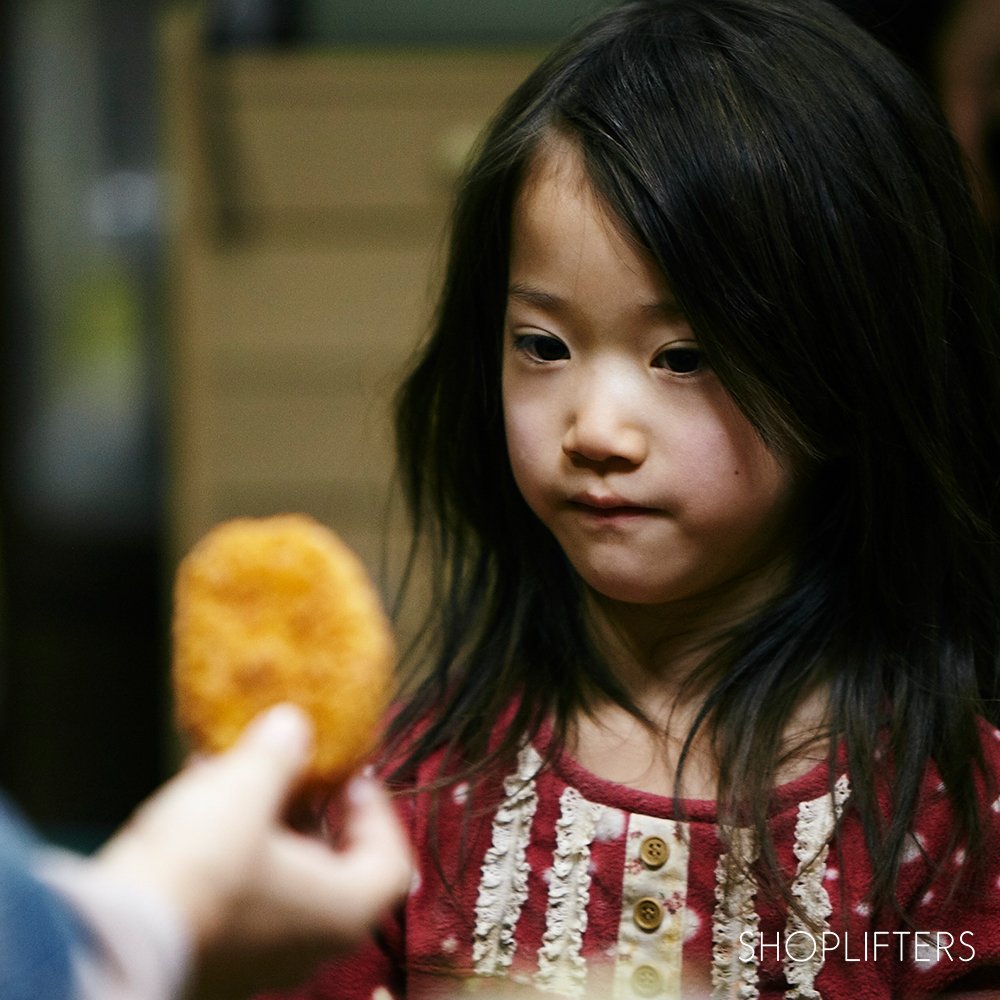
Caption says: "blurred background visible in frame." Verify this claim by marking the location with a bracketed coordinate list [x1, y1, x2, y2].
[0, 0, 610, 852]
[0, 0, 996, 852]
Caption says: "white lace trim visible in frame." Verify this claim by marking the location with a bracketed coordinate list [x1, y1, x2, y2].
[711, 826, 761, 999]
[472, 744, 542, 976]
[783, 775, 851, 999]
[534, 787, 604, 995]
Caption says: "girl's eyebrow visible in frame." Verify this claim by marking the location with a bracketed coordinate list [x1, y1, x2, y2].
[508, 281, 684, 319]
[507, 282, 563, 311]
[641, 300, 685, 320]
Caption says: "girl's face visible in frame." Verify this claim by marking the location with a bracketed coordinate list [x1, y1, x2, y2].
[502, 139, 800, 613]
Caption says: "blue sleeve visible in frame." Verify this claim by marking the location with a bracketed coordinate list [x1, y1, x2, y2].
[0, 797, 84, 1000]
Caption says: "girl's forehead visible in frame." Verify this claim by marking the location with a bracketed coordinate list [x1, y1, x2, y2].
[514, 132, 669, 287]
[517, 135, 638, 249]
[520, 133, 592, 200]
[509, 141, 675, 321]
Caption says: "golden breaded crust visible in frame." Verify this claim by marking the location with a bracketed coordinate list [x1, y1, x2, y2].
[172, 514, 394, 788]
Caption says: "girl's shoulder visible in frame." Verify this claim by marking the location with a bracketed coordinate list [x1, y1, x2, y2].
[374, 695, 531, 786]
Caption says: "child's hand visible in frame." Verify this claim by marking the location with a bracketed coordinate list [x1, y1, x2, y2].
[93, 704, 412, 989]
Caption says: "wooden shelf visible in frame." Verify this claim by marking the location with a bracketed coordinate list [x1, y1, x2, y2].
[160, 6, 542, 604]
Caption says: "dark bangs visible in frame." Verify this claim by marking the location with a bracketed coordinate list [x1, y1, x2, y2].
[561, 2, 981, 467]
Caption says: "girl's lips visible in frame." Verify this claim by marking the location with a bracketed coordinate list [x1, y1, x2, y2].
[574, 505, 650, 516]
[570, 492, 649, 510]
[568, 495, 657, 519]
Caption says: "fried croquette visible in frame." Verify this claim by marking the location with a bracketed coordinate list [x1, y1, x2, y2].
[172, 514, 394, 788]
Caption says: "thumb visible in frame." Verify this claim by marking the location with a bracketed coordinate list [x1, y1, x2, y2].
[225, 703, 316, 813]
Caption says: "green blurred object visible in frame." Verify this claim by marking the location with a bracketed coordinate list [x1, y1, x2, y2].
[296, 0, 613, 46]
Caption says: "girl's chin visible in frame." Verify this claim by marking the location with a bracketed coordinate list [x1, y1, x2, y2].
[581, 575, 689, 608]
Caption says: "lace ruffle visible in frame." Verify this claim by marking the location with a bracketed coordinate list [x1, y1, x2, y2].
[472, 744, 542, 976]
[783, 775, 851, 999]
[711, 826, 761, 999]
[534, 787, 604, 995]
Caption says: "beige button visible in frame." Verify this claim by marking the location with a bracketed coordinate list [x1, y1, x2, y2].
[631, 964, 663, 997]
[639, 835, 669, 869]
[633, 896, 664, 932]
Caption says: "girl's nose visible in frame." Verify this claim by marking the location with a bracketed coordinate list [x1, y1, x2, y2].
[561, 387, 648, 466]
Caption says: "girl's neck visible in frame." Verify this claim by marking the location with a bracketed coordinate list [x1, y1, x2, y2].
[567, 571, 828, 799]
[583, 566, 787, 706]
[566, 687, 829, 800]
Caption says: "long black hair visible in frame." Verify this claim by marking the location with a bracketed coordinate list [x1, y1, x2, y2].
[385, 0, 1000, 913]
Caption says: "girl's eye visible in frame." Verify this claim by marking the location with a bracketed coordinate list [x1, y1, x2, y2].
[513, 333, 569, 363]
[653, 344, 705, 374]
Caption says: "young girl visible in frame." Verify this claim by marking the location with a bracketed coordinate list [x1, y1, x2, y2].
[260, 0, 1000, 997]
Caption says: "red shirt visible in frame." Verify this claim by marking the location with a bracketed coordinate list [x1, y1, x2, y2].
[262, 718, 1000, 999]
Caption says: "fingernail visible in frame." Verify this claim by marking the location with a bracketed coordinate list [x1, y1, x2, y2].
[248, 703, 313, 754]
[347, 775, 379, 806]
